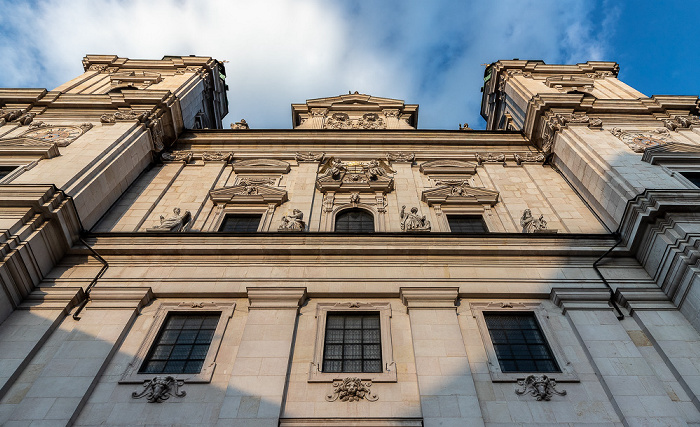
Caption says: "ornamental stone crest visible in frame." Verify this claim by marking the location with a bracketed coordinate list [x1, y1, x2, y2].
[609, 127, 673, 153]
[132, 376, 186, 403]
[100, 110, 149, 124]
[475, 153, 506, 166]
[295, 152, 325, 162]
[147, 207, 191, 232]
[514, 153, 545, 165]
[278, 209, 306, 231]
[325, 377, 378, 402]
[386, 152, 415, 162]
[515, 375, 566, 401]
[400, 205, 431, 232]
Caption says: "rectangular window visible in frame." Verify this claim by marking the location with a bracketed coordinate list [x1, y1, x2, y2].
[448, 215, 488, 233]
[484, 312, 559, 373]
[218, 214, 262, 232]
[140, 313, 219, 375]
[322, 312, 382, 373]
[681, 172, 700, 188]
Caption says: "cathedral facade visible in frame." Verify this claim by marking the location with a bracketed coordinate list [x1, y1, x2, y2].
[0, 55, 699, 426]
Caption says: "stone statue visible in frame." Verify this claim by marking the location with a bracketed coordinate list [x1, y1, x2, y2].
[231, 119, 249, 130]
[459, 123, 472, 130]
[279, 209, 305, 231]
[148, 207, 191, 232]
[520, 209, 547, 233]
[366, 159, 384, 180]
[400, 205, 431, 232]
[326, 158, 346, 180]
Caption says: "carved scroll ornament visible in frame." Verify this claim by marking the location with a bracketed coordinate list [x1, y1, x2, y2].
[386, 152, 415, 162]
[475, 153, 506, 166]
[132, 376, 186, 403]
[515, 375, 566, 401]
[326, 377, 378, 402]
[295, 152, 324, 162]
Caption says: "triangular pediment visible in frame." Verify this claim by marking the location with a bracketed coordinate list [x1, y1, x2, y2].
[232, 159, 291, 174]
[0, 137, 60, 159]
[422, 185, 499, 206]
[642, 142, 700, 164]
[209, 184, 288, 205]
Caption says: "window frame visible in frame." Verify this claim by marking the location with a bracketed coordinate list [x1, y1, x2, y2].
[436, 205, 504, 232]
[470, 301, 578, 382]
[209, 206, 272, 232]
[218, 212, 264, 232]
[120, 301, 235, 384]
[446, 214, 489, 233]
[333, 208, 376, 233]
[309, 302, 396, 383]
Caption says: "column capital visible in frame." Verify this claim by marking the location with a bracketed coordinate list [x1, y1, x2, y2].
[247, 287, 307, 309]
[400, 287, 458, 310]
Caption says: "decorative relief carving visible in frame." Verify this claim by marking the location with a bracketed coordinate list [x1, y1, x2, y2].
[385, 152, 415, 162]
[383, 109, 400, 119]
[520, 209, 548, 233]
[88, 64, 108, 72]
[234, 184, 259, 195]
[132, 376, 186, 403]
[100, 110, 149, 124]
[316, 158, 394, 193]
[585, 70, 616, 78]
[110, 71, 162, 89]
[20, 124, 93, 147]
[0, 109, 25, 126]
[16, 112, 36, 126]
[147, 207, 191, 232]
[422, 185, 499, 207]
[609, 127, 674, 153]
[278, 209, 306, 231]
[325, 378, 378, 402]
[295, 152, 324, 162]
[514, 153, 545, 165]
[201, 152, 232, 162]
[400, 205, 431, 232]
[231, 119, 249, 130]
[515, 375, 566, 401]
[350, 192, 360, 205]
[148, 118, 165, 151]
[665, 115, 700, 129]
[588, 118, 603, 128]
[238, 176, 276, 186]
[209, 184, 288, 206]
[475, 153, 506, 166]
[324, 113, 386, 129]
[161, 151, 193, 162]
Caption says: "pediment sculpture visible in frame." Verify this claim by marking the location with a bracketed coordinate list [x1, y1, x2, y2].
[421, 184, 499, 206]
[316, 158, 394, 193]
[147, 207, 191, 232]
[209, 184, 288, 206]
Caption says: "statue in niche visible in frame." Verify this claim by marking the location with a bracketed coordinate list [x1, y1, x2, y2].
[400, 205, 431, 232]
[279, 209, 305, 231]
[520, 209, 547, 233]
[148, 207, 191, 232]
[366, 159, 384, 180]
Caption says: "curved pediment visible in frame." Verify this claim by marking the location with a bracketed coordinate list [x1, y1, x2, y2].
[419, 160, 477, 175]
[421, 185, 499, 206]
[209, 184, 288, 206]
[232, 159, 291, 174]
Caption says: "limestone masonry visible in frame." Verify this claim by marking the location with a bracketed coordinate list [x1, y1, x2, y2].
[0, 55, 700, 426]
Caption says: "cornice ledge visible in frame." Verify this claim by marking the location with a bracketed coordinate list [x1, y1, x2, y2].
[550, 287, 612, 313]
[18, 287, 84, 311]
[615, 288, 676, 312]
[247, 287, 307, 310]
[400, 287, 458, 310]
[86, 287, 153, 310]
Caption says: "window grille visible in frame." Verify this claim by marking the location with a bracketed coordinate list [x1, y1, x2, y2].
[322, 312, 382, 373]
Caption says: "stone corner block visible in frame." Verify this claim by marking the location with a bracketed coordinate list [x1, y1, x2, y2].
[247, 287, 307, 309]
[400, 287, 458, 310]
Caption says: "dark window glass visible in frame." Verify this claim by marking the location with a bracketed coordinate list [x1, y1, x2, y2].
[335, 209, 374, 233]
[218, 214, 261, 232]
[323, 312, 382, 373]
[0, 166, 16, 181]
[681, 172, 700, 188]
[484, 312, 559, 373]
[140, 313, 219, 374]
[448, 215, 488, 233]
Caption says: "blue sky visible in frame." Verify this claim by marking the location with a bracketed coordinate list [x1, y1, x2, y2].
[0, 0, 698, 130]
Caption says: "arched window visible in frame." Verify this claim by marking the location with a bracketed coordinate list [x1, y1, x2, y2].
[335, 209, 374, 233]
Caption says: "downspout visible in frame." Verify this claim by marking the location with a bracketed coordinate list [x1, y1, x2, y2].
[593, 233, 625, 320]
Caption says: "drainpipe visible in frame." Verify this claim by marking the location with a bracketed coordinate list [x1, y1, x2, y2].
[592, 233, 625, 320]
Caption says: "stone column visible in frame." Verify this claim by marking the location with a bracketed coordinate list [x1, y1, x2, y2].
[220, 287, 306, 426]
[554, 288, 686, 426]
[0, 287, 151, 426]
[400, 287, 484, 427]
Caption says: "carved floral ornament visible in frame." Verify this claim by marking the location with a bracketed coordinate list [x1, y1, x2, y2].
[326, 377, 378, 402]
[610, 127, 674, 153]
[515, 375, 567, 401]
[132, 376, 186, 403]
[325, 112, 386, 129]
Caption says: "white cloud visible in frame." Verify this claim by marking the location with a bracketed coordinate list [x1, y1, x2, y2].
[0, 0, 612, 129]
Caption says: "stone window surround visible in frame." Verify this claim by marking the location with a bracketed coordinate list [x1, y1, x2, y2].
[120, 301, 235, 384]
[309, 302, 397, 383]
[321, 191, 388, 232]
[469, 301, 578, 382]
[209, 204, 276, 232]
[434, 205, 503, 232]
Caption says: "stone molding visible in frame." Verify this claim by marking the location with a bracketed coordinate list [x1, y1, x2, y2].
[209, 184, 288, 206]
[17, 287, 84, 311]
[550, 287, 613, 312]
[641, 142, 700, 165]
[400, 287, 458, 310]
[0, 137, 60, 159]
[615, 288, 676, 312]
[232, 158, 291, 174]
[421, 185, 499, 207]
[85, 287, 154, 310]
[279, 419, 423, 427]
[247, 287, 307, 310]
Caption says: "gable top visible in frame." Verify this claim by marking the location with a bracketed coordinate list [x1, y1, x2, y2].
[291, 92, 419, 129]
